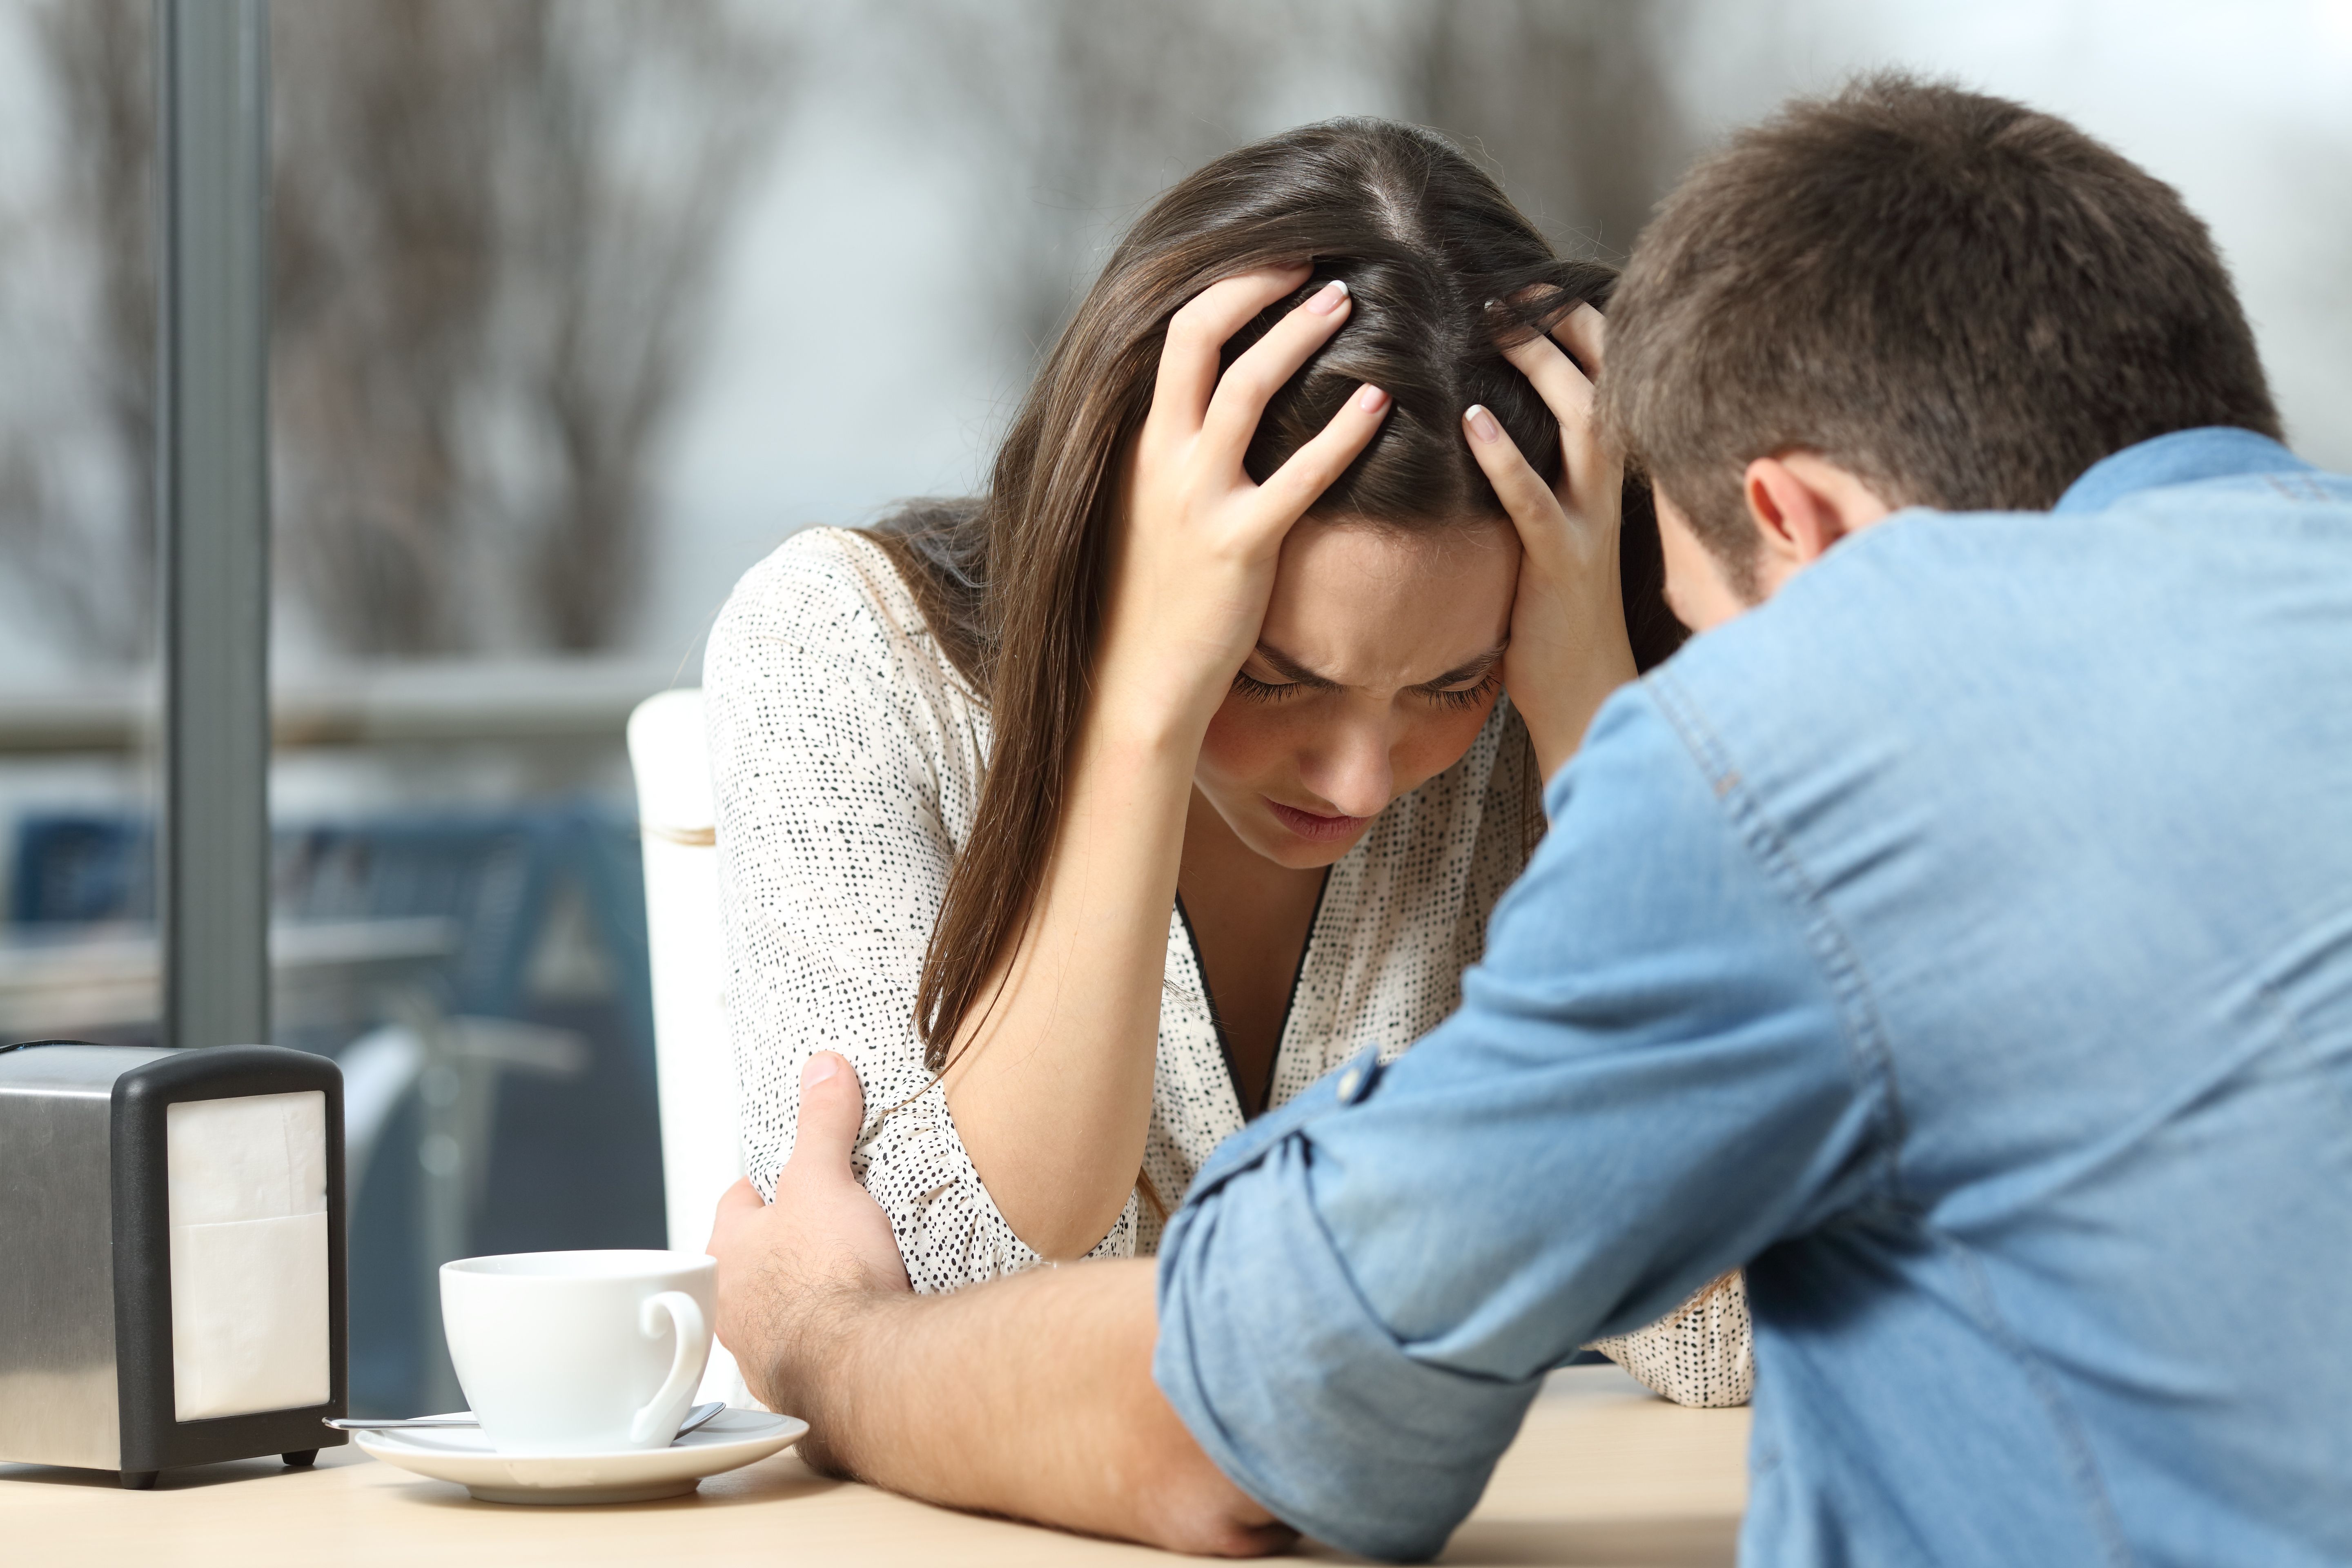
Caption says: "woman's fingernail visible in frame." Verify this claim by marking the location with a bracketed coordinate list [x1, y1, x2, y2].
[803, 1053, 840, 1087]
[1307, 278, 1350, 314]
[1465, 405, 1501, 442]
[1357, 383, 1390, 412]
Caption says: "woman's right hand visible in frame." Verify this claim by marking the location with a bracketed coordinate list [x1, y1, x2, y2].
[939, 265, 1386, 1261]
[1094, 265, 1393, 744]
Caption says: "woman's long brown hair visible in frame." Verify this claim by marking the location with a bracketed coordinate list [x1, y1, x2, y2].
[873, 119, 1685, 1073]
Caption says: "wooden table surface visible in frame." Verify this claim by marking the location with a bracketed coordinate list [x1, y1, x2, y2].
[2, 1368, 1749, 1567]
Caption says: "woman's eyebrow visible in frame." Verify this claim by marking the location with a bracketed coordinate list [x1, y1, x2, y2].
[1414, 645, 1508, 689]
[1252, 640, 1508, 688]
[1251, 640, 1342, 687]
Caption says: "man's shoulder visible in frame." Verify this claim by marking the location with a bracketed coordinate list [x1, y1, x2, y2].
[1630, 459, 2352, 997]
[1543, 678, 1727, 835]
[1660, 466, 2352, 751]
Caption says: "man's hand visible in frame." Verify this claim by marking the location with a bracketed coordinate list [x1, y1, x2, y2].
[708, 1051, 908, 1457]
[706, 1051, 1286, 1555]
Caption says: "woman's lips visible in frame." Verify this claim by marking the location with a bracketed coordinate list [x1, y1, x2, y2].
[1265, 798, 1373, 842]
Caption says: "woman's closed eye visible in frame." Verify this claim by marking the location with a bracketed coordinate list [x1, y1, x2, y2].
[1232, 669, 1310, 703]
[1228, 657, 1504, 708]
[1407, 646, 1506, 711]
[1418, 667, 1501, 711]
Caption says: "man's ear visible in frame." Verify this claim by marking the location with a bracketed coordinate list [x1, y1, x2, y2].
[1741, 453, 1897, 588]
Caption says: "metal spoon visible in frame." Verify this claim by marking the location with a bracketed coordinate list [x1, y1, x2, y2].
[327, 1400, 728, 1439]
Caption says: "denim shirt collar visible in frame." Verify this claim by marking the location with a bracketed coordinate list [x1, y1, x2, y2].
[2055, 426, 2311, 515]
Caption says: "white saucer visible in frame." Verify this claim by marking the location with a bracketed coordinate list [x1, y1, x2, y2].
[353, 1408, 808, 1505]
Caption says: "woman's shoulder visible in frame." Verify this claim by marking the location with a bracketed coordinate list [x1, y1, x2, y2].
[710, 527, 970, 697]
[715, 526, 920, 648]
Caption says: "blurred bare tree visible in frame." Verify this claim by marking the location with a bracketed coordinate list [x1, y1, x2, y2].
[0, 0, 1691, 662]
[902, 0, 1693, 376]
[274, 0, 790, 654]
[1401, 0, 1697, 262]
[0, 0, 155, 663]
[0, 0, 788, 661]
[901, 0, 1305, 363]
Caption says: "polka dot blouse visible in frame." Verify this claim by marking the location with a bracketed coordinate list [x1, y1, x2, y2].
[706, 527, 1754, 1408]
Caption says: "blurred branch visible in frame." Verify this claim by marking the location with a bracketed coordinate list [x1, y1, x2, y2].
[1, 0, 1689, 666]
[898, 0, 1315, 363]
[896, 0, 1694, 374]
[270, 0, 516, 655]
[274, 0, 790, 655]
[501, 3, 787, 650]
[0, 0, 789, 662]
[0, 0, 154, 662]
[1401, 0, 1697, 262]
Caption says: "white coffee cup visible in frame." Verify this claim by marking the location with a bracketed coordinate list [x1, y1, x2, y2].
[440, 1250, 716, 1454]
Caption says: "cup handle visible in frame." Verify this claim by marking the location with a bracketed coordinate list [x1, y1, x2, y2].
[629, 1290, 712, 1446]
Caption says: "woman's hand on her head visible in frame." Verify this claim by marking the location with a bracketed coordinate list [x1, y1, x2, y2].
[941, 269, 1385, 1263]
[1100, 265, 1393, 744]
[1463, 301, 1640, 780]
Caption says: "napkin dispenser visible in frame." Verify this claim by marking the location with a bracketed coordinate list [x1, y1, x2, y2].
[0, 1041, 347, 1486]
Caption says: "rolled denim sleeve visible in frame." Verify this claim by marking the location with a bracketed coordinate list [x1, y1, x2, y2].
[1152, 685, 1895, 1561]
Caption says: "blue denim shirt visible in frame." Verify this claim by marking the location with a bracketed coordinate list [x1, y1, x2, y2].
[1153, 429, 2352, 1565]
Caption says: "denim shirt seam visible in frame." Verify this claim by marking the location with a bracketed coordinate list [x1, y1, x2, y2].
[1642, 670, 1911, 1211]
[1936, 1227, 2137, 1564]
[2262, 471, 2334, 505]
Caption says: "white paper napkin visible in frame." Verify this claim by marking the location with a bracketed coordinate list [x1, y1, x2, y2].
[166, 1090, 332, 1420]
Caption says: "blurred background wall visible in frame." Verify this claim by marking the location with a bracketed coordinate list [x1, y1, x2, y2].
[0, 0, 2343, 1412]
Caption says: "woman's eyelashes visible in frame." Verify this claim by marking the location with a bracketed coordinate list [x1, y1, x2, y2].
[1231, 670, 1306, 704]
[1422, 669, 1502, 711]
[1228, 667, 1502, 710]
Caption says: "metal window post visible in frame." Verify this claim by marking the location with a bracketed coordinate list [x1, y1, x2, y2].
[157, 0, 271, 1051]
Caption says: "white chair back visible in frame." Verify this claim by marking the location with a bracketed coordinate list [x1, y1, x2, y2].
[627, 687, 750, 1405]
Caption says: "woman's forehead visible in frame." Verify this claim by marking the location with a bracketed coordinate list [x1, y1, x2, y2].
[1260, 516, 1518, 688]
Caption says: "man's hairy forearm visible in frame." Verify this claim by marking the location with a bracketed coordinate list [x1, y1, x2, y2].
[766, 1258, 1289, 1556]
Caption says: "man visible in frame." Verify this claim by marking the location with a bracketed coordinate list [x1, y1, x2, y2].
[709, 76, 2352, 1565]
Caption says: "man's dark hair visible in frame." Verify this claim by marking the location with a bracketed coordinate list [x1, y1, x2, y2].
[1601, 74, 2283, 592]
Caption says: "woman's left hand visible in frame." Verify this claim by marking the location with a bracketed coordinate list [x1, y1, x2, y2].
[1462, 301, 1640, 780]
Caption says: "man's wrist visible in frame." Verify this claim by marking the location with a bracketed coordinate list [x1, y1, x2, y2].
[765, 1278, 910, 1477]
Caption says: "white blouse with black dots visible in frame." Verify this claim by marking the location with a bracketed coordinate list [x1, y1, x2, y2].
[706, 526, 1754, 1408]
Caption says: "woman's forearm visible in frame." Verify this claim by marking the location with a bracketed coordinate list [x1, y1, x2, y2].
[936, 271, 1386, 1262]
[1514, 625, 1637, 780]
[941, 699, 1207, 1258]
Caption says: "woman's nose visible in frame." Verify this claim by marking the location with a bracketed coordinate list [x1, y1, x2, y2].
[1299, 717, 1394, 820]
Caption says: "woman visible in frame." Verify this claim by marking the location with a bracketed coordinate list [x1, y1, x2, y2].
[708, 119, 1749, 1404]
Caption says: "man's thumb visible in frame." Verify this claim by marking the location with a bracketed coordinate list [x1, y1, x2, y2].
[795, 1051, 866, 1163]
